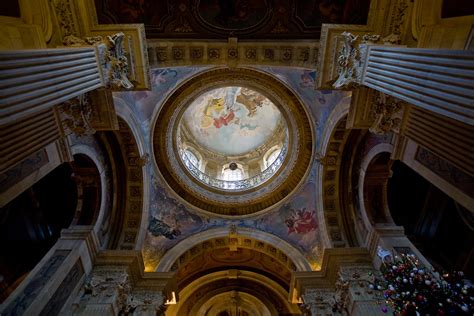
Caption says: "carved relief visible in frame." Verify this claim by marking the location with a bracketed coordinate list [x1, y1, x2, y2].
[386, 0, 409, 39]
[332, 32, 361, 89]
[63, 33, 134, 90]
[51, 0, 78, 38]
[333, 265, 382, 313]
[58, 93, 96, 137]
[80, 268, 131, 311]
[369, 92, 403, 135]
[123, 291, 164, 314]
[302, 288, 336, 316]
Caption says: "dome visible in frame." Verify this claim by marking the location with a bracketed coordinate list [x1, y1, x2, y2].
[152, 68, 313, 216]
[177, 86, 288, 191]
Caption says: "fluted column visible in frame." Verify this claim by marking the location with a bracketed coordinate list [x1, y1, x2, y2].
[330, 33, 473, 125]
[0, 46, 103, 125]
[0, 227, 99, 316]
[361, 45, 474, 125]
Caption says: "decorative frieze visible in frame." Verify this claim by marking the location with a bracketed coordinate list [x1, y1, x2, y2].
[147, 39, 319, 68]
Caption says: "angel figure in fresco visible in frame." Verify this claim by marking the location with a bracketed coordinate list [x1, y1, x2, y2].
[285, 208, 317, 235]
[200, 97, 239, 129]
[148, 216, 181, 239]
[236, 87, 265, 117]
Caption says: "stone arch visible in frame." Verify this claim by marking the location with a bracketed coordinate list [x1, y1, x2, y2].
[196, 291, 271, 316]
[108, 117, 144, 250]
[319, 115, 353, 247]
[357, 144, 394, 230]
[70, 144, 109, 232]
[315, 96, 351, 248]
[156, 227, 312, 272]
[166, 270, 301, 316]
[114, 99, 150, 250]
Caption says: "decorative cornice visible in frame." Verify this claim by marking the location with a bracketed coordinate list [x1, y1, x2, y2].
[147, 38, 319, 69]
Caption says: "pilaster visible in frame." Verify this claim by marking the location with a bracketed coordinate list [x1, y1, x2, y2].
[0, 227, 100, 316]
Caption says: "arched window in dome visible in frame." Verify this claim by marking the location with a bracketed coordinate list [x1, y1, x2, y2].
[182, 148, 200, 169]
[222, 163, 244, 181]
[263, 146, 282, 169]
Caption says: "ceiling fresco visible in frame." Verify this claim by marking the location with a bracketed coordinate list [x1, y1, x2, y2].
[111, 66, 350, 270]
[94, 0, 371, 39]
[181, 87, 283, 156]
[256, 66, 351, 149]
[143, 168, 322, 271]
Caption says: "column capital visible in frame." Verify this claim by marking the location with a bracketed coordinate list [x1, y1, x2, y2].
[332, 32, 402, 89]
[63, 33, 134, 90]
[75, 266, 131, 315]
[301, 288, 337, 316]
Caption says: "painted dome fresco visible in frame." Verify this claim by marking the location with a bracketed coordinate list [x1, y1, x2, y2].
[181, 86, 284, 156]
[177, 86, 288, 191]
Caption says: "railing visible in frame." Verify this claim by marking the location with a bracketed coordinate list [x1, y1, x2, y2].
[179, 140, 288, 191]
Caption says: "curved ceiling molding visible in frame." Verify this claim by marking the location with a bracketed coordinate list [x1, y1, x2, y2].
[155, 227, 312, 272]
[152, 67, 313, 216]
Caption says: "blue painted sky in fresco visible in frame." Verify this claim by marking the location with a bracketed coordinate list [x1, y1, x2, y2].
[113, 66, 349, 268]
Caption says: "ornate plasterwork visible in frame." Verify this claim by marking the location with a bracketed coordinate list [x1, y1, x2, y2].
[168, 236, 298, 275]
[333, 265, 382, 313]
[80, 267, 131, 311]
[369, 92, 403, 135]
[63, 33, 134, 90]
[332, 32, 364, 89]
[57, 93, 96, 137]
[78, 267, 166, 314]
[124, 291, 164, 314]
[152, 68, 313, 216]
[51, 0, 79, 38]
[301, 288, 336, 316]
[332, 32, 389, 89]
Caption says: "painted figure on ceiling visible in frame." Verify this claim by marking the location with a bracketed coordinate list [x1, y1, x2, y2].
[285, 208, 317, 235]
[148, 216, 181, 239]
[236, 87, 265, 117]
